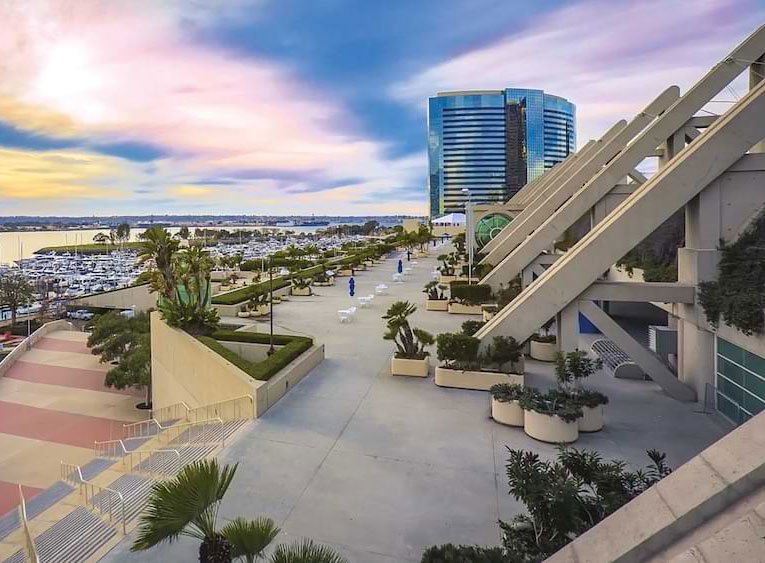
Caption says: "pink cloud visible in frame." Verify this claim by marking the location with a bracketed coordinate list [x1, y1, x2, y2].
[0, 0, 426, 214]
[392, 0, 763, 146]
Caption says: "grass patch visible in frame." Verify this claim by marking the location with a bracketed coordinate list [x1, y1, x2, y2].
[198, 329, 314, 381]
[36, 242, 144, 254]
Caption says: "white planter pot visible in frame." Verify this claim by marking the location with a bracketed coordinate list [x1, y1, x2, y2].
[337, 269, 353, 277]
[291, 286, 312, 296]
[523, 409, 579, 444]
[237, 311, 250, 318]
[448, 302, 483, 315]
[426, 299, 448, 311]
[530, 340, 558, 362]
[579, 405, 605, 432]
[491, 398, 524, 427]
[391, 356, 430, 377]
[434, 367, 524, 391]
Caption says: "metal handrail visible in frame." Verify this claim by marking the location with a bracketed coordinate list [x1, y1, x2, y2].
[186, 395, 254, 423]
[18, 484, 40, 563]
[123, 418, 162, 439]
[94, 438, 128, 458]
[124, 448, 182, 476]
[160, 417, 225, 447]
[60, 462, 126, 534]
[152, 401, 191, 424]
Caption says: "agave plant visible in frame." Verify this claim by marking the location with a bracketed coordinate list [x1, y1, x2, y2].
[382, 301, 434, 360]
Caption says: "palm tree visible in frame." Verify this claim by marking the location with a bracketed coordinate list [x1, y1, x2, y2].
[133, 460, 347, 563]
[138, 226, 180, 300]
[132, 459, 238, 561]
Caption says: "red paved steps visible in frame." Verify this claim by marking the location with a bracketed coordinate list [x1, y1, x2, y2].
[4, 361, 140, 396]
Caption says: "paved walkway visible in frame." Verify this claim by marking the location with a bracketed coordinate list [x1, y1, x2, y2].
[103, 245, 728, 562]
[0, 330, 143, 516]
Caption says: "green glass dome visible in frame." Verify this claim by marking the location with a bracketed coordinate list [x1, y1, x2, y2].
[475, 213, 511, 248]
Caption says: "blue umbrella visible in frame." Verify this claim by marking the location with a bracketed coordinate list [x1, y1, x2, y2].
[349, 277, 355, 297]
[397, 259, 403, 274]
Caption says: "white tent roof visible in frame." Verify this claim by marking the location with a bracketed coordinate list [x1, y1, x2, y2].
[432, 213, 466, 225]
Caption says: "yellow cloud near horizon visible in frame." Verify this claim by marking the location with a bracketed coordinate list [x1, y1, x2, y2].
[169, 185, 217, 198]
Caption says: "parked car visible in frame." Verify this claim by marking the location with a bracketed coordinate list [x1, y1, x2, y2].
[67, 309, 95, 321]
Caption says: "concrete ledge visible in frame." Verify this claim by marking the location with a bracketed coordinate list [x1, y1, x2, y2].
[547, 411, 765, 563]
[256, 344, 324, 416]
[435, 367, 523, 391]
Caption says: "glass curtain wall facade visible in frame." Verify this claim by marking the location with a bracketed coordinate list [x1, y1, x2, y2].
[428, 89, 575, 217]
[716, 337, 765, 425]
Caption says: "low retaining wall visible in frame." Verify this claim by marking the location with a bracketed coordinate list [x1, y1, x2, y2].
[151, 313, 323, 417]
[213, 285, 291, 317]
[0, 319, 76, 378]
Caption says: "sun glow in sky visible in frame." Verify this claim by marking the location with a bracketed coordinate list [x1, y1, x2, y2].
[0, 0, 760, 216]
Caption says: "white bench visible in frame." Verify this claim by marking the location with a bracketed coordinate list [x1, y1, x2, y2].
[375, 284, 388, 295]
[358, 294, 375, 308]
[338, 306, 358, 323]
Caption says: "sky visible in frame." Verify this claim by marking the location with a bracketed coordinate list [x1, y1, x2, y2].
[0, 0, 761, 217]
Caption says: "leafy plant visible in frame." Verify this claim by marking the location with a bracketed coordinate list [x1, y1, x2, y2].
[383, 301, 434, 360]
[518, 389, 583, 423]
[482, 336, 522, 372]
[450, 283, 493, 306]
[461, 320, 486, 336]
[572, 389, 609, 409]
[490, 383, 535, 403]
[423, 281, 447, 301]
[436, 332, 481, 370]
[495, 277, 522, 309]
[554, 350, 602, 393]
[531, 334, 556, 344]
[0, 271, 34, 327]
[436, 254, 455, 276]
[420, 544, 507, 562]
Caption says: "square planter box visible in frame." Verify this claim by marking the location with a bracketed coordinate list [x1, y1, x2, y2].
[363, 260, 374, 267]
[530, 340, 558, 362]
[434, 367, 524, 391]
[448, 302, 483, 315]
[440, 275, 457, 283]
[291, 286, 312, 296]
[391, 356, 430, 377]
[313, 279, 334, 287]
[523, 409, 579, 444]
[579, 405, 605, 432]
[426, 299, 448, 311]
[336, 269, 354, 277]
[491, 398, 524, 427]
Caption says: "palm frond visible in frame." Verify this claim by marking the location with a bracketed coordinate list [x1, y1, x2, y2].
[270, 539, 347, 563]
[221, 517, 279, 563]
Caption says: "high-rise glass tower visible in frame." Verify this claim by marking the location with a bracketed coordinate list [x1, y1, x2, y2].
[428, 89, 576, 216]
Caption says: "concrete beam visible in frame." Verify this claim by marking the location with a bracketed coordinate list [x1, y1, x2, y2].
[686, 115, 719, 128]
[475, 70, 765, 351]
[578, 301, 696, 401]
[481, 86, 680, 278]
[580, 281, 695, 303]
[479, 124, 626, 257]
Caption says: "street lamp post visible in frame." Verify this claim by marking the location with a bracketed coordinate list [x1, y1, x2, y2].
[268, 256, 275, 356]
[461, 188, 474, 284]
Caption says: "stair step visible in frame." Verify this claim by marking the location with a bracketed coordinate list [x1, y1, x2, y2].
[0, 481, 74, 542]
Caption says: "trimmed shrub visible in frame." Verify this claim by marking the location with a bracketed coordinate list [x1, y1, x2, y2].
[450, 283, 493, 305]
[436, 332, 480, 370]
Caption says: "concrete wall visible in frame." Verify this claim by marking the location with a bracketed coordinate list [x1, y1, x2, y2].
[150, 312, 324, 417]
[403, 219, 423, 233]
[220, 341, 282, 363]
[72, 283, 155, 313]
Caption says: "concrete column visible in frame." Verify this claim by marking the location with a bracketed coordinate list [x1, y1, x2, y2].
[751, 54, 765, 153]
[521, 266, 534, 289]
[557, 301, 579, 352]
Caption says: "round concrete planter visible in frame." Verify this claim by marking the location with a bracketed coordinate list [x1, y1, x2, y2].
[426, 299, 448, 311]
[523, 409, 579, 444]
[530, 340, 558, 362]
[291, 286, 312, 296]
[391, 356, 430, 377]
[579, 405, 605, 432]
[236, 311, 250, 318]
[250, 304, 271, 317]
[448, 302, 483, 315]
[491, 398, 524, 427]
[434, 367, 524, 391]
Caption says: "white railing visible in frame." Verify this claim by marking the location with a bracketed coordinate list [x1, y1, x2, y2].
[152, 401, 191, 424]
[123, 418, 162, 439]
[159, 417, 225, 447]
[123, 449, 182, 476]
[18, 484, 40, 563]
[186, 395, 254, 423]
[94, 439, 128, 459]
[60, 462, 126, 534]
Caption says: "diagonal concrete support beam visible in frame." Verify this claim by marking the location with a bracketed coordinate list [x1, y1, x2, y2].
[481, 86, 680, 272]
[628, 169, 648, 184]
[579, 301, 696, 401]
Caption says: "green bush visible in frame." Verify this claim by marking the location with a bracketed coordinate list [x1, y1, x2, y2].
[211, 278, 291, 305]
[450, 283, 493, 306]
[198, 330, 313, 381]
[436, 332, 480, 370]
[518, 389, 583, 422]
[420, 544, 507, 562]
[461, 320, 485, 336]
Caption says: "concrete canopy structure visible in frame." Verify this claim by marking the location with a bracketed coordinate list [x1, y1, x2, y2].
[474, 25, 765, 407]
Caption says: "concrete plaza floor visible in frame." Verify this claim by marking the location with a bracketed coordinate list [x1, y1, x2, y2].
[103, 245, 729, 562]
